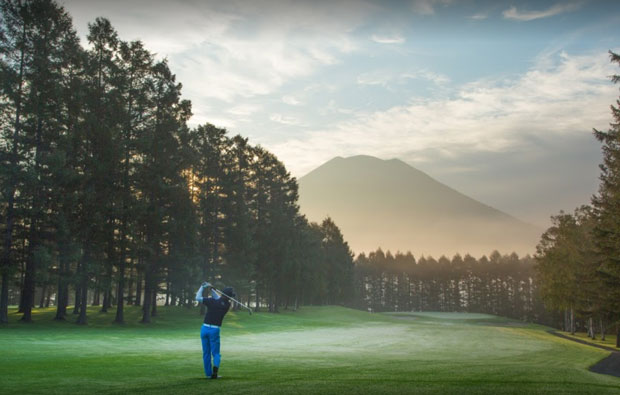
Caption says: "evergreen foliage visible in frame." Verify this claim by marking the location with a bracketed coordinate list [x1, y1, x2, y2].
[0, 0, 352, 324]
[591, 51, 620, 345]
[353, 249, 549, 323]
[535, 52, 620, 344]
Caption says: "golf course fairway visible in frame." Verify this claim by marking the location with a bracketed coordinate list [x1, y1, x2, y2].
[1, 306, 619, 394]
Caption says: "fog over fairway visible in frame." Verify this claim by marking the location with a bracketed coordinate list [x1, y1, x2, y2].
[298, 155, 541, 257]
[3, 306, 617, 394]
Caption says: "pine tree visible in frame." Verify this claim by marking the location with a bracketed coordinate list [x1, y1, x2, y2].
[113, 39, 153, 324]
[221, 135, 256, 305]
[535, 212, 585, 333]
[321, 217, 354, 305]
[190, 123, 229, 313]
[135, 60, 190, 323]
[49, 30, 83, 321]
[75, 17, 122, 325]
[591, 51, 620, 346]
[0, 0, 30, 324]
[0, 0, 80, 322]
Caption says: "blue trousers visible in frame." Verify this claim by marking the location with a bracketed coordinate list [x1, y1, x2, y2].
[200, 325, 221, 377]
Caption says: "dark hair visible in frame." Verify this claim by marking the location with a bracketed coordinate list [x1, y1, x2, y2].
[222, 287, 236, 298]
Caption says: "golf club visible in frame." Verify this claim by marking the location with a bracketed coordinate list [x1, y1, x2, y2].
[211, 286, 253, 315]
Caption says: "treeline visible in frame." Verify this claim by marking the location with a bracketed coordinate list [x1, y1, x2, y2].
[353, 52, 620, 345]
[0, 0, 354, 325]
[536, 207, 611, 338]
[352, 249, 551, 323]
[536, 52, 620, 346]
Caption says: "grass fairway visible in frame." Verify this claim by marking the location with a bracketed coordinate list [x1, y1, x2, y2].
[1, 306, 619, 394]
[561, 331, 619, 349]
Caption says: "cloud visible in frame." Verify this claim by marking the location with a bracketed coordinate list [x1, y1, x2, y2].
[282, 95, 303, 106]
[468, 13, 488, 20]
[62, 0, 240, 54]
[402, 70, 450, 85]
[270, 114, 303, 126]
[271, 50, 617, 177]
[269, 50, 618, 226]
[357, 72, 392, 86]
[63, 0, 374, 105]
[411, 0, 453, 15]
[371, 34, 405, 44]
[357, 69, 450, 87]
[227, 104, 261, 117]
[503, 2, 582, 21]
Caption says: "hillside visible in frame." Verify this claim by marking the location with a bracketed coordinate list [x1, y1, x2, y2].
[298, 155, 541, 257]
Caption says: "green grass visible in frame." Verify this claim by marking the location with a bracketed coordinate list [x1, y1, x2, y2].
[1, 306, 619, 394]
[560, 331, 618, 349]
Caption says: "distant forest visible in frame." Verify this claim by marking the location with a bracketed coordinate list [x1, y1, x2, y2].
[352, 250, 550, 322]
[2, 0, 620, 344]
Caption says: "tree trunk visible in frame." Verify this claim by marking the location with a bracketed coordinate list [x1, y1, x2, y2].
[127, 266, 134, 305]
[76, 282, 88, 325]
[76, 247, 90, 325]
[101, 288, 109, 312]
[114, 257, 126, 324]
[39, 285, 47, 308]
[151, 287, 157, 317]
[73, 285, 80, 314]
[54, 273, 67, 320]
[62, 288, 69, 312]
[45, 289, 51, 308]
[102, 287, 113, 312]
[600, 317, 606, 341]
[141, 271, 151, 323]
[0, 273, 9, 323]
[570, 308, 575, 335]
[92, 278, 100, 306]
[20, 212, 40, 322]
[135, 270, 142, 306]
[20, 253, 36, 322]
[18, 285, 25, 313]
[165, 281, 170, 306]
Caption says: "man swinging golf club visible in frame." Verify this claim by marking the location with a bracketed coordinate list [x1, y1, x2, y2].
[195, 281, 235, 379]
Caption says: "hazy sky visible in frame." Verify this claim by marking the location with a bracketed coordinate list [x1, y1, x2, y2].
[61, 0, 620, 227]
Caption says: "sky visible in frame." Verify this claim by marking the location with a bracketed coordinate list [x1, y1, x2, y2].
[61, 0, 620, 227]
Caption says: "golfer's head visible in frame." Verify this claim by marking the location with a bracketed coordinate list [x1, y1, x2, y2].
[222, 287, 236, 298]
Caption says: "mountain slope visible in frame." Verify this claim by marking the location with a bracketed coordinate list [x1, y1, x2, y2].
[298, 155, 541, 257]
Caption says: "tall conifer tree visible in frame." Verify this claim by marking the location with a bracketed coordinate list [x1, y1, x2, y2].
[591, 51, 620, 345]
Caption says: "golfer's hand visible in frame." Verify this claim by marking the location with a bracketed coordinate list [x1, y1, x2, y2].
[202, 282, 211, 288]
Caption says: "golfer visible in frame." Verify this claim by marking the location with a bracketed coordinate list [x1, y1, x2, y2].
[195, 281, 235, 379]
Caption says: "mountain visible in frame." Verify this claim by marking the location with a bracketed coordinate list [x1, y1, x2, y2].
[297, 155, 541, 257]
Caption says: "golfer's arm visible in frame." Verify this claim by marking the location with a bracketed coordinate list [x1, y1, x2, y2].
[211, 289, 220, 300]
[195, 286, 204, 303]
